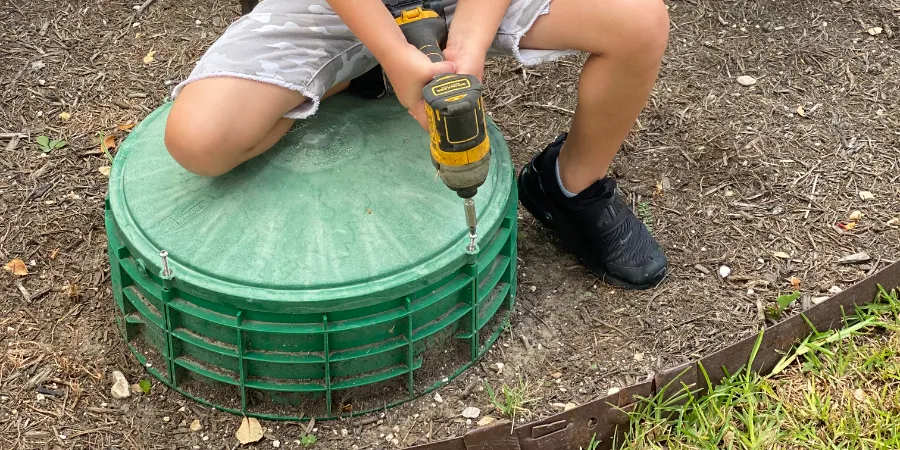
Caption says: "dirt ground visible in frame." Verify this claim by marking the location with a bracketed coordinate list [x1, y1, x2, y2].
[2, 0, 898, 449]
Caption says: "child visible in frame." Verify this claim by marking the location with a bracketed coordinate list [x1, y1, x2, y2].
[164, 0, 670, 289]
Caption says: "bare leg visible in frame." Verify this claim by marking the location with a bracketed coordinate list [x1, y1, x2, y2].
[518, 0, 670, 193]
[165, 78, 349, 177]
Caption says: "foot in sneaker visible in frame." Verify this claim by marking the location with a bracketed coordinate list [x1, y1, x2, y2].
[518, 133, 668, 289]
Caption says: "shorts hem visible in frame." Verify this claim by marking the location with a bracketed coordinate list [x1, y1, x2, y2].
[171, 72, 321, 119]
[501, 0, 581, 66]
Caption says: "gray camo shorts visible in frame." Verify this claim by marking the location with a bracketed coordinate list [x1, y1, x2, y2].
[172, 0, 577, 119]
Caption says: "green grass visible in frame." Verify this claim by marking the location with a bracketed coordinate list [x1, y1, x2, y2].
[485, 378, 541, 427]
[613, 286, 900, 450]
[637, 201, 654, 233]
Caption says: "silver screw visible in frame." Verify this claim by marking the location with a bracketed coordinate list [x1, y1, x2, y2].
[160, 250, 172, 277]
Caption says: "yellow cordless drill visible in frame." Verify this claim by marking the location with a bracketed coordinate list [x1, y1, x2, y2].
[387, 0, 491, 252]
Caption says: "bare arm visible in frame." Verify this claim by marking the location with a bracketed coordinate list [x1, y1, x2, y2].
[447, 0, 511, 55]
[326, 0, 456, 129]
[444, 0, 511, 80]
[326, 0, 408, 68]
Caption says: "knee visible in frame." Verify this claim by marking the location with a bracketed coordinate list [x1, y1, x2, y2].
[591, 0, 670, 63]
[164, 107, 234, 178]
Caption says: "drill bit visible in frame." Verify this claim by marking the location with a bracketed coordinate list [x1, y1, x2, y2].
[464, 197, 477, 252]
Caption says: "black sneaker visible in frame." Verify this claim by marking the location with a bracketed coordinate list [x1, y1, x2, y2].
[517, 133, 668, 289]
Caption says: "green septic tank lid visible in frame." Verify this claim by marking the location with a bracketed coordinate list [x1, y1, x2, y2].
[108, 94, 513, 312]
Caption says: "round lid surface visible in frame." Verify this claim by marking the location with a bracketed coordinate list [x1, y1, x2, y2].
[108, 94, 512, 309]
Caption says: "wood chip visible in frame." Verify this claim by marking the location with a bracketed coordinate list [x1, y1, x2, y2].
[838, 252, 870, 264]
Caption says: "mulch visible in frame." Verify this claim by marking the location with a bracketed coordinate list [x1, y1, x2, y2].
[1, 0, 898, 449]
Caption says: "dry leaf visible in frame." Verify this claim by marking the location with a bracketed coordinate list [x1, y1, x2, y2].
[838, 221, 857, 231]
[3, 259, 28, 276]
[790, 276, 801, 289]
[773, 251, 790, 259]
[50, 248, 59, 259]
[888, 218, 900, 228]
[65, 282, 80, 298]
[117, 122, 136, 131]
[634, 352, 644, 362]
[853, 388, 866, 402]
[143, 50, 156, 64]
[59, 112, 71, 121]
[796, 105, 806, 117]
[103, 135, 116, 151]
[235, 417, 264, 445]
[859, 191, 875, 201]
[98, 166, 111, 176]
[849, 210, 863, 221]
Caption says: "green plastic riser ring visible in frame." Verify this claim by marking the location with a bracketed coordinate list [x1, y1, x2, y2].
[105, 94, 518, 419]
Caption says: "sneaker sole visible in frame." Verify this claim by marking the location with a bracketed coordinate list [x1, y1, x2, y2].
[517, 165, 667, 290]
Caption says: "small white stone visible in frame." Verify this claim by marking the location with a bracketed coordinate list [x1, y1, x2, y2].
[461, 406, 481, 419]
[392, 425, 400, 433]
[747, 288, 755, 295]
[718, 265, 732, 278]
[812, 296, 829, 305]
[202, 436, 209, 441]
[829, 286, 843, 294]
[272, 440, 281, 448]
[391, 438, 400, 446]
[564, 402, 577, 411]
[195, 19, 202, 25]
[385, 434, 394, 442]
[433, 392, 443, 403]
[341, 429, 348, 437]
[111, 371, 131, 399]
[162, 416, 170, 422]
[551, 402, 567, 410]
[736, 75, 757, 86]
[36, 393, 46, 401]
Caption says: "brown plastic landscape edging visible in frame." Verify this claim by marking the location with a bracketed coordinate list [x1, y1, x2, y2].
[405, 260, 900, 450]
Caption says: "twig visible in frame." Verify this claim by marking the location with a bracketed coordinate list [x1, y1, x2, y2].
[400, 415, 417, 446]
[136, 0, 160, 15]
[25, 366, 53, 390]
[804, 174, 819, 219]
[64, 428, 113, 438]
[0, 133, 27, 139]
[352, 416, 378, 427]
[14, 280, 31, 303]
[461, 379, 480, 399]
[524, 102, 574, 115]
[0, 137, 19, 168]
[518, 334, 532, 351]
